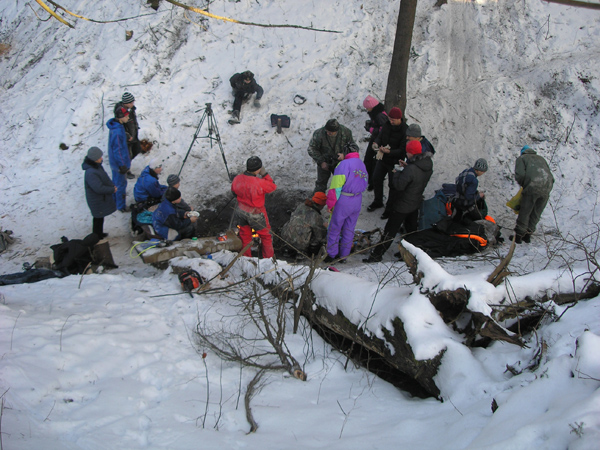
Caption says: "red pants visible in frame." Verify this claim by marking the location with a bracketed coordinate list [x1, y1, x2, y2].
[238, 225, 274, 259]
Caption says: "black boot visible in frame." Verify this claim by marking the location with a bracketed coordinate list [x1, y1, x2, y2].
[509, 234, 523, 244]
[522, 233, 531, 243]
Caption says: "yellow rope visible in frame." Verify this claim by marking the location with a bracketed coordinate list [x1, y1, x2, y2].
[34, 0, 74, 28]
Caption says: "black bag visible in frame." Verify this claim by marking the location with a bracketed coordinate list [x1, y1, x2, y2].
[270, 114, 291, 128]
[51, 234, 100, 275]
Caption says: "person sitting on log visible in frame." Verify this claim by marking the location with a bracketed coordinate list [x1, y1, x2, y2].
[153, 187, 198, 241]
[134, 158, 167, 206]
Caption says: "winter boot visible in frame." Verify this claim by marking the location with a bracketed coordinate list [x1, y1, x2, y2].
[522, 233, 531, 244]
[228, 110, 240, 125]
[367, 202, 384, 212]
[509, 234, 523, 244]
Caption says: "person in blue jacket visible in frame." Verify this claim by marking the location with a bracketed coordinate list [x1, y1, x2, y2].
[153, 187, 198, 241]
[454, 158, 488, 223]
[134, 159, 167, 205]
[107, 107, 132, 212]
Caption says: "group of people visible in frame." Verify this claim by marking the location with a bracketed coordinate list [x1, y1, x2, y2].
[82, 81, 554, 264]
[82, 92, 199, 242]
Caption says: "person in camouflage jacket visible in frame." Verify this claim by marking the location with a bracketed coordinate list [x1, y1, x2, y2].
[280, 192, 328, 257]
[513, 145, 554, 243]
[307, 119, 356, 193]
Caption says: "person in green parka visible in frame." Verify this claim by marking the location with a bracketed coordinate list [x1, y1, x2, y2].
[513, 145, 554, 244]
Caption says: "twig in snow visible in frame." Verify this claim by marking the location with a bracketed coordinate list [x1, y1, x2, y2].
[10, 312, 21, 351]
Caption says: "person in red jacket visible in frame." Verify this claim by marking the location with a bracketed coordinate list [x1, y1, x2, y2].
[231, 156, 277, 258]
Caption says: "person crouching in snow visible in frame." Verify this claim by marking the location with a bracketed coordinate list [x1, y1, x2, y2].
[280, 192, 329, 259]
[152, 187, 198, 241]
[231, 156, 277, 259]
[107, 106, 132, 212]
[133, 158, 167, 206]
[364, 140, 433, 263]
[324, 144, 368, 263]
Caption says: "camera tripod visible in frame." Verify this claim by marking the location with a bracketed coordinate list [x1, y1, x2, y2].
[178, 103, 232, 180]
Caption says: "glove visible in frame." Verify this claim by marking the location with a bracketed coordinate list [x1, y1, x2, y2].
[259, 167, 267, 176]
[364, 120, 373, 132]
[372, 142, 379, 151]
[119, 165, 129, 174]
[376, 150, 384, 160]
[253, 99, 261, 108]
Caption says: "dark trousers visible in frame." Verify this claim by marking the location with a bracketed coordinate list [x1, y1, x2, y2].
[129, 141, 142, 160]
[176, 223, 196, 240]
[372, 161, 394, 206]
[371, 209, 419, 258]
[314, 164, 335, 193]
[364, 143, 376, 189]
[515, 192, 549, 236]
[92, 217, 104, 237]
[232, 90, 251, 112]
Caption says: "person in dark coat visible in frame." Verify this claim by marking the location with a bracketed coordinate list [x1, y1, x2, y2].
[153, 188, 198, 241]
[113, 92, 140, 179]
[512, 145, 554, 243]
[51, 234, 100, 275]
[364, 141, 433, 262]
[307, 119, 356, 193]
[229, 70, 263, 122]
[133, 158, 167, 205]
[406, 124, 435, 155]
[368, 107, 408, 219]
[107, 107, 132, 212]
[82, 146, 117, 238]
[454, 158, 488, 224]
[166, 174, 192, 212]
[362, 95, 388, 191]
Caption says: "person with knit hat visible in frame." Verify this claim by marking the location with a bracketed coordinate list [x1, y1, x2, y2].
[368, 106, 408, 220]
[453, 158, 489, 224]
[280, 192, 329, 259]
[113, 92, 141, 179]
[231, 156, 277, 258]
[364, 140, 433, 263]
[362, 95, 389, 191]
[165, 173, 192, 212]
[228, 70, 264, 123]
[307, 119, 356, 193]
[511, 145, 554, 244]
[406, 123, 436, 156]
[82, 146, 117, 239]
[106, 106, 132, 212]
[152, 187, 198, 241]
[133, 158, 167, 206]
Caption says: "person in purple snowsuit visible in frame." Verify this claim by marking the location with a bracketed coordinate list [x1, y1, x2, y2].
[324, 145, 368, 263]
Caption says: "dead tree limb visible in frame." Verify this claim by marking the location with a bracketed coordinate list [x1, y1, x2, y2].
[245, 369, 266, 433]
[487, 237, 516, 286]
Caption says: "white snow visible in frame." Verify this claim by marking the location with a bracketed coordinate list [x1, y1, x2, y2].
[1, 0, 600, 449]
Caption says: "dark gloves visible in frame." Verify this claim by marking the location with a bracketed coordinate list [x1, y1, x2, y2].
[119, 166, 129, 174]
[364, 120, 373, 132]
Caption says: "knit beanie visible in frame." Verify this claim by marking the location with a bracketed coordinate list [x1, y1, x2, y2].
[520, 145, 532, 154]
[246, 156, 263, 172]
[87, 146, 103, 161]
[312, 192, 328, 206]
[115, 106, 129, 119]
[406, 124, 422, 138]
[388, 107, 403, 120]
[148, 158, 162, 170]
[165, 187, 181, 202]
[474, 158, 488, 172]
[167, 174, 180, 187]
[363, 95, 379, 110]
[406, 140, 422, 156]
[122, 92, 135, 103]
[325, 119, 340, 132]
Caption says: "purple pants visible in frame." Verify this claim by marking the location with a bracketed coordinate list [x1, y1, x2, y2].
[326, 194, 362, 258]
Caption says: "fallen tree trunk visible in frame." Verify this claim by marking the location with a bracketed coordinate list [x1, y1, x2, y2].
[301, 297, 444, 398]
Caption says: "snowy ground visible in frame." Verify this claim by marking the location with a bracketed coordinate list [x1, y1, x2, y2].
[1, 0, 600, 449]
